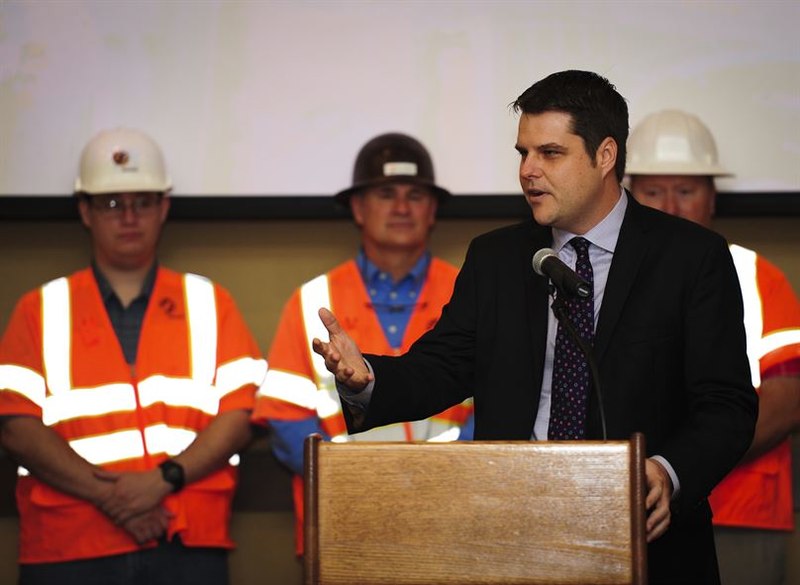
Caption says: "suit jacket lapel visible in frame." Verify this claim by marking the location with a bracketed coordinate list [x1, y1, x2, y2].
[594, 194, 649, 362]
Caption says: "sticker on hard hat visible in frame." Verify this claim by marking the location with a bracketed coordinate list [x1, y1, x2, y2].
[112, 150, 130, 166]
[383, 162, 418, 177]
[111, 149, 140, 172]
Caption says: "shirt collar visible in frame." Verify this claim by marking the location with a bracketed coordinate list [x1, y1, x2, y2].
[551, 186, 627, 254]
[357, 249, 431, 286]
[92, 261, 159, 304]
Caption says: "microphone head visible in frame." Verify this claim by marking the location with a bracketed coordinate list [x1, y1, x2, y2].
[532, 248, 556, 276]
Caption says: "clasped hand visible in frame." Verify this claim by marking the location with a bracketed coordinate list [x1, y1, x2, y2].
[95, 468, 173, 544]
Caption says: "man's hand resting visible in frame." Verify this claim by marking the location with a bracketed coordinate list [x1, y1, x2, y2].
[644, 458, 673, 543]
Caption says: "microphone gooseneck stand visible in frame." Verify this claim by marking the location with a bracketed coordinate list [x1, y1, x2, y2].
[550, 290, 608, 441]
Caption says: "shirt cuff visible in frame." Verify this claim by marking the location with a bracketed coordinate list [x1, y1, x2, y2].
[650, 455, 681, 501]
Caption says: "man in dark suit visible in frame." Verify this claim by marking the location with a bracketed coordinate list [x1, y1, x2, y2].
[312, 70, 758, 584]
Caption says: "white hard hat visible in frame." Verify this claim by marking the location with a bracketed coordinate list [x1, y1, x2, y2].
[626, 110, 731, 177]
[74, 128, 172, 194]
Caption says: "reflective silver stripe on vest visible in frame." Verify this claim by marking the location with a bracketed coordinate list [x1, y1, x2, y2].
[184, 273, 217, 386]
[44, 383, 137, 426]
[760, 330, 800, 361]
[0, 365, 46, 407]
[138, 376, 219, 415]
[730, 245, 763, 388]
[258, 369, 319, 410]
[65, 425, 199, 465]
[299, 274, 335, 391]
[42, 277, 72, 395]
[217, 356, 268, 398]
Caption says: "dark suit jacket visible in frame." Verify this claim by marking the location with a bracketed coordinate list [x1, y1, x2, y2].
[351, 195, 757, 584]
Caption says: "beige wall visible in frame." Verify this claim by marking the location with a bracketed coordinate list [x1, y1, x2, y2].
[0, 214, 798, 583]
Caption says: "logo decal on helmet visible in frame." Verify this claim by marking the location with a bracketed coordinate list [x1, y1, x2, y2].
[112, 149, 130, 166]
[383, 162, 418, 177]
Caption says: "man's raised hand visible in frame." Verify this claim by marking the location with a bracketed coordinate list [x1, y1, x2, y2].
[312, 308, 374, 392]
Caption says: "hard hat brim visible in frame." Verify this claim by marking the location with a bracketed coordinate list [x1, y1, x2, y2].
[625, 162, 732, 177]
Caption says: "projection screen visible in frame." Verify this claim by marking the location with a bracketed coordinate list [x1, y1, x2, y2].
[1, 0, 798, 197]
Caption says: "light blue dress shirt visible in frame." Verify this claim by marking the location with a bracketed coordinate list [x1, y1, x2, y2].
[532, 189, 678, 494]
[532, 190, 626, 440]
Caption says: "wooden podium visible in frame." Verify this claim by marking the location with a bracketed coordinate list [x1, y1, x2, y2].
[304, 433, 647, 585]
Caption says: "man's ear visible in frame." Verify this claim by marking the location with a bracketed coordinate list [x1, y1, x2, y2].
[77, 196, 92, 229]
[350, 195, 365, 227]
[426, 197, 439, 230]
[596, 137, 617, 178]
[159, 192, 171, 225]
[706, 177, 718, 217]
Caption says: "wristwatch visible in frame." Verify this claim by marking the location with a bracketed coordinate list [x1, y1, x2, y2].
[158, 459, 185, 493]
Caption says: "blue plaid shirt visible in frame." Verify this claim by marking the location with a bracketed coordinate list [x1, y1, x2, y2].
[356, 249, 430, 349]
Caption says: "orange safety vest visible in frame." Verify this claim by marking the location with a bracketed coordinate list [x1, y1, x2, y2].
[709, 245, 800, 531]
[253, 258, 472, 554]
[0, 267, 266, 563]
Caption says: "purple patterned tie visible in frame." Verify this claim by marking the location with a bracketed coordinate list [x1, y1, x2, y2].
[548, 237, 594, 440]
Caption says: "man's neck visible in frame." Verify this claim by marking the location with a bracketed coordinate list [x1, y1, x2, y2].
[95, 260, 155, 308]
[363, 246, 427, 282]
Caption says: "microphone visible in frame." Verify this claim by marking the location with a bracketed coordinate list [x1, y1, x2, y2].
[532, 248, 591, 299]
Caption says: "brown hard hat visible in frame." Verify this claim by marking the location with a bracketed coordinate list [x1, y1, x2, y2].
[334, 132, 450, 205]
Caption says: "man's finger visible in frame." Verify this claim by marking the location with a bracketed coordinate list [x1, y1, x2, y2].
[646, 507, 670, 541]
[318, 307, 342, 336]
[645, 485, 661, 510]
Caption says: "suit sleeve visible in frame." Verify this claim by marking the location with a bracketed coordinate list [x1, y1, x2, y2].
[660, 237, 758, 510]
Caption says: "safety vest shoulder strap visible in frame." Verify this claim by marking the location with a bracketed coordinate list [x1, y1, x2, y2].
[299, 272, 334, 388]
[729, 244, 762, 387]
[402, 258, 458, 349]
[41, 276, 72, 395]
[424, 258, 459, 303]
[183, 272, 217, 385]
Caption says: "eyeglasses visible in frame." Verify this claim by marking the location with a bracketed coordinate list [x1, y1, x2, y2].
[85, 193, 163, 216]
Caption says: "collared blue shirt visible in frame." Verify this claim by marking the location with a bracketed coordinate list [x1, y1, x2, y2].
[357, 249, 430, 349]
[92, 262, 158, 365]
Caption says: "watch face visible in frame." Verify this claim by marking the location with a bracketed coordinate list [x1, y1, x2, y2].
[164, 465, 179, 481]
[160, 460, 185, 492]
